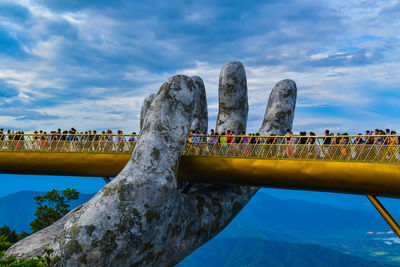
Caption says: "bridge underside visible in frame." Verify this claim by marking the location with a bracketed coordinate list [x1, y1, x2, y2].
[1, 152, 400, 199]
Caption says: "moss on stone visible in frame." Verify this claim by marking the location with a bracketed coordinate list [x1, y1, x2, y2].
[142, 242, 153, 251]
[143, 251, 156, 263]
[79, 254, 87, 264]
[102, 187, 114, 197]
[275, 110, 291, 120]
[132, 208, 141, 218]
[119, 222, 127, 233]
[91, 239, 99, 248]
[168, 224, 182, 238]
[184, 221, 195, 239]
[150, 148, 160, 160]
[196, 198, 206, 216]
[65, 240, 83, 256]
[69, 226, 79, 238]
[86, 225, 95, 236]
[188, 204, 195, 213]
[118, 186, 125, 201]
[102, 230, 117, 250]
[115, 252, 125, 260]
[144, 210, 159, 224]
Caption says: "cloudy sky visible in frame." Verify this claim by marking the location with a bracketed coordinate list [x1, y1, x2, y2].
[1, 0, 400, 134]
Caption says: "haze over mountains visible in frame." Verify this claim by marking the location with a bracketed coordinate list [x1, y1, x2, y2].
[1, 190, 399, 265]
[178, 238, 390, 267]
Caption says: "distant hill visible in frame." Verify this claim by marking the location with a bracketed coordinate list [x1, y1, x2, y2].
[178, 237, 391, 267]
[231, 192, 388, 239]
[263, 189, 400, 218]
[218, 192, 400, 264]
[0, 191, 93, 232]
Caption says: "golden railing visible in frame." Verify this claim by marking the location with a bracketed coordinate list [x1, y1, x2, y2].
[184, 134, 400, 164]
[0, 134, 399, 164]
[0, 134, 138, 154]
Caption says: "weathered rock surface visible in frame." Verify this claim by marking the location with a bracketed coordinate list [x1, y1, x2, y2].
[190, 76, 208, 134]
[259, 79, 297, 135]
[216, 61, 248, 134]
[139, 93, 155, 131]
[6, 63, 297, 267]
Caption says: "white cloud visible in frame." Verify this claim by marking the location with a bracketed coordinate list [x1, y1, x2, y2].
[310, 53, 330, 60]
[28, 36, 64, 59]
[21, 94, 145, 132]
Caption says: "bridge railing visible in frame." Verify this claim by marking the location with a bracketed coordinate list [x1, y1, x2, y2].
[0, 133, 399, 164]
[185, 134, 400, 164]
[0, 134, 139, 154]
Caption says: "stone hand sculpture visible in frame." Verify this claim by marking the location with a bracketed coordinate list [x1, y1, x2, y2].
[6, 62, 297, 266]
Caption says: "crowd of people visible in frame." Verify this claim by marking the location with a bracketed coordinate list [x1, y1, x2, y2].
[185, 128, 400, 160]
[0, 128, 137, 152]
[0, 127, 398, 161]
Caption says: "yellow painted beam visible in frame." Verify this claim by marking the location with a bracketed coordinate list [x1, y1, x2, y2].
[0, 152, 129, 177]
[178, 157, 400, 198]
[1, 152, 400, 198]
[367, 195, 400, 238]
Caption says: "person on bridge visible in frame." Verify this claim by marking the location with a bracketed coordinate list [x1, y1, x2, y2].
[307, 132, 317, 157]
[128, 132, 137, 153]
[207, 130, 217, 155]
[220, 132, 228, 156]
[240, 131, 249, 156]
[285, 129, 295, 157]
[388, 130, 398, 160]
[0, 129, 4, 144]
[117, 130, 125, 152]
[322, 129, 332, 159]
[186, 130, 195, 155]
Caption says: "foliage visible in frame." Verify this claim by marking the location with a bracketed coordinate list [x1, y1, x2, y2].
[0, 235, 13, 251]
[30, 189, 79, 233]
[0, 226, 18, 243]
[37, 249, 61, 267]
[0, 225, 28, 244]
[0, 248, 60, 266]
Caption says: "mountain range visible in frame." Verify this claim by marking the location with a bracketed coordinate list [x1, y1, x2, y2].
[178, 237, 391, 267]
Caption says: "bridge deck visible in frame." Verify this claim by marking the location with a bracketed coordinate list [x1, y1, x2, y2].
[0, 134, 399, 198]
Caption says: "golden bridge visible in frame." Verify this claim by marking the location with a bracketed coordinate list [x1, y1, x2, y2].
[1, 133, 400, 236]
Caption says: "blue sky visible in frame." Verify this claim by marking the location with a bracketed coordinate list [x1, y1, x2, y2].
[0, 174, 104, 197]
[0, 0, 400, 134]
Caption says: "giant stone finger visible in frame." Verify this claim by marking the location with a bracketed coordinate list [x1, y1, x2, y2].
[216, 61, 248, 133]
[259, 79, 297, 135]
[140, 93, 155, 131]
[190, 76, 208, 134]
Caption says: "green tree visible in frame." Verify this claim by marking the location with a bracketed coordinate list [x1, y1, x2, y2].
[0, 234, 13, 251]
[0, 225, 18, 243]
[0, 248, 60, 266]
[30, 189, 79, 233]
[0, 225, 29, 243]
